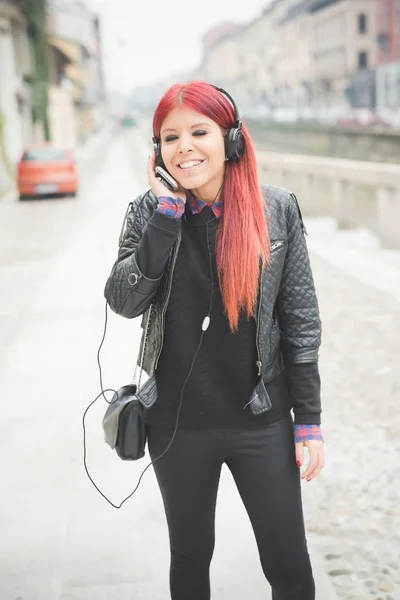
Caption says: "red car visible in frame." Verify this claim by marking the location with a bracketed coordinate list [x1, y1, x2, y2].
[17, 145, 79, 200]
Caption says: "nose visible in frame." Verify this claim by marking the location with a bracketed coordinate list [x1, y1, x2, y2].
[177, 134, 194, 155]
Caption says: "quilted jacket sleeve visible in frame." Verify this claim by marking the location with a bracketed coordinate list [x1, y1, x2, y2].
[276, 192, 322, 365]
[104, 192, 180, 319]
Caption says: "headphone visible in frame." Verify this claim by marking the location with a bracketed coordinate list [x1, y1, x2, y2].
[152, 85, 245, 168]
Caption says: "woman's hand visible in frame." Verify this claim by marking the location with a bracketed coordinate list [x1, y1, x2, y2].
[296, 439, 325, 482]
[147, 153, 186, 202]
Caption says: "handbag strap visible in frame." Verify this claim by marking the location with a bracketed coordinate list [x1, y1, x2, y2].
[133, 303, 153, 388]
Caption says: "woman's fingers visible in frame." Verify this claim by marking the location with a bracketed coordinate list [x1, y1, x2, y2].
[300, 441, 325, 482]
[147, 153, 156, 184]
[302, 454, 324, 482]
[295, 442, 304, 468]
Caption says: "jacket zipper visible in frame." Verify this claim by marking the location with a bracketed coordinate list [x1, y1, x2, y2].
[270, 240, 285, 252]
[256, 239, 284, 374]
[255, 265, 263, 377]
[136, 303, 153, 388]
[154, 235, 181, 370]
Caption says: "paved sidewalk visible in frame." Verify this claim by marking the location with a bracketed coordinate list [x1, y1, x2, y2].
[299, 224, 400, 599]
[305, 217, 400, 305]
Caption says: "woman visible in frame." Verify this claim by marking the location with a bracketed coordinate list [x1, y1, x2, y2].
[104, 80, 325, 600]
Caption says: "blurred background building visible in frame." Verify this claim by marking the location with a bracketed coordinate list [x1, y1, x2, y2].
[0, 0, 106, 196]
[376, 0, 400, 123]
[0, 0, 35, 170]
[47, 0, 106, 146]
[132, 0, 399, 131]
[190, 0, 385, 125]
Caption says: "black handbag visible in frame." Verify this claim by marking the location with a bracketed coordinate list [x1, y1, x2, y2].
[102, 307, 154, 461]
[102, 384, 147, 460]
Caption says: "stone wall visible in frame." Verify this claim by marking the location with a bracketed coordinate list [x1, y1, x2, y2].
[246, 121, 400, 164]
[259, 167, 378, 234]
[256, 150, 400, 248]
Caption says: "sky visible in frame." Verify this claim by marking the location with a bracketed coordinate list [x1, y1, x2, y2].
[86, 0, 269, 94]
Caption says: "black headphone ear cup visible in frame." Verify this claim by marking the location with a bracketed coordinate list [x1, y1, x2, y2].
[225, 128, 245, 161]
[235, 129, 245, 160]
[153, 140, 166, 169]
[224, 130, 233, 160]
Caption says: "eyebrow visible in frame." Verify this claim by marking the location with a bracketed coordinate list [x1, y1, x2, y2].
[161, 122, 210, 134]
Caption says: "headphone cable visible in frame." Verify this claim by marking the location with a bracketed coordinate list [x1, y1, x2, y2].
[83, 184, 223, 508]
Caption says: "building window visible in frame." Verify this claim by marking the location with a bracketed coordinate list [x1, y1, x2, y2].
[358, 51, 368, 69]
[358, 13, 367, 34]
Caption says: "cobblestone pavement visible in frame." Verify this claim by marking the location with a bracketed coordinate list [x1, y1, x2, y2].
[303, 252, 400, 600]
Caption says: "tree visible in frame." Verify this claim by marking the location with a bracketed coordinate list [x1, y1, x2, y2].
[24, 0, 51, 141]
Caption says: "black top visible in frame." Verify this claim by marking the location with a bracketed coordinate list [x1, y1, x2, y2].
[141, 204, 293, 428]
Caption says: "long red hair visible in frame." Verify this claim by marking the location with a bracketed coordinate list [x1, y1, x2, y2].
[153, 81, 270, 331]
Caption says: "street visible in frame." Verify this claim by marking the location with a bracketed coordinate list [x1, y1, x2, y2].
[0, 128, 399, 600]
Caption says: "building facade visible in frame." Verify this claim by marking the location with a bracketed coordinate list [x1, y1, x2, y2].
[190, 0, 393, 125]
[308, 0, 378, 120]
[47, 33, 79, 149]
[0, 0, 35, 194]
[376, 0, 400, 124]
[194, 27, 243, 94]
[268, 0, 314, 120]
[47, 0, 106, 144]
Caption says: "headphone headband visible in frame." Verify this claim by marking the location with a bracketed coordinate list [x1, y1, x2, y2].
[211, 85, 242, 130]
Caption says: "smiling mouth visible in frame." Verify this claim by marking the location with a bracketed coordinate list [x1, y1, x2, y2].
[178, 160, 204, 170]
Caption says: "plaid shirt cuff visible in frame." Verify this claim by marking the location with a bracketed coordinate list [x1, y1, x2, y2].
[156, 196, 185, 220]
[294, 424, 324, 443]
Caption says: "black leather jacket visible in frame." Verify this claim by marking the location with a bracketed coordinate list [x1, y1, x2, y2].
[104, 184, 321, 418]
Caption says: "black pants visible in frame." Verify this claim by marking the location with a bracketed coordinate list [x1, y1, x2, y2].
[148, 417, 315, 600]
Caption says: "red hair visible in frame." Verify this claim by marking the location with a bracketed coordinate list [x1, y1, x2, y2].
[153, 81, 270, 331]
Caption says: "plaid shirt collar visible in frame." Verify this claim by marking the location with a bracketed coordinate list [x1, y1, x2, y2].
[186, 191, 223, 219]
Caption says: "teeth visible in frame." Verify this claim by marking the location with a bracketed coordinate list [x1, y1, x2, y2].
[179, 160, 202, 169]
